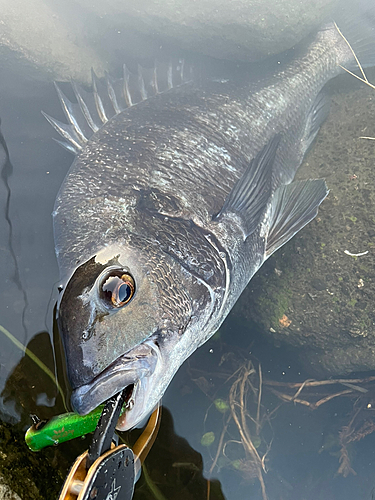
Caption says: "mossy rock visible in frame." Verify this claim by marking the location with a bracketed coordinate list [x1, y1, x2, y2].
[0, 422, 65, 500]
[235, 78, 375, 376]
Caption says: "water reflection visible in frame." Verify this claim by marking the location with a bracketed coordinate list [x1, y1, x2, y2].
[1, 331, 62, 426]
[132, 408, 225, 500]
[0, 69, 71, 422]
[0, 126, 29, 343]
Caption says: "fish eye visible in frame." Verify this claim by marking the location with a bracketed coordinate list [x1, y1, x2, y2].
[100, 270, 135, 308]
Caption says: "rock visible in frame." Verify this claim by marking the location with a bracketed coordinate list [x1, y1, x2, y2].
[0, 421, 66, 499]
[0, 480, 21, 500]
[0, 0, 340, 82]
[234, 75, 375, 376]
[78, 0, 340, 62]
[0, 0, 106, 83]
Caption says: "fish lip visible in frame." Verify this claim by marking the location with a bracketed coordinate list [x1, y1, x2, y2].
[70, 340, 158, 415]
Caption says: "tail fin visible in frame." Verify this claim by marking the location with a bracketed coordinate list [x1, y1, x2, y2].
[334, 0, 375, 70]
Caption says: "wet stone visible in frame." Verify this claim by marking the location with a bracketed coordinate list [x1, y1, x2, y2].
[0, 479, 21, 500]
[234, 83, 375, 377]
[0, 0, 340, 82]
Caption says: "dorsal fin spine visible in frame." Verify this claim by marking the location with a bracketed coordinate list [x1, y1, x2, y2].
[123, 64, 133, 107]
[91, 69, 108, 124]
[71, 81, 100, 133]
[42, 111, 82, 152]
[53, 137, 79, 154]
[179, 59, 185, 83]
[138, 65, 148, 101]
[167, 61, 173, 90]
[152, 66, 159, 94]
[105, 72, 122, 114]
[53, 83, 88, 144]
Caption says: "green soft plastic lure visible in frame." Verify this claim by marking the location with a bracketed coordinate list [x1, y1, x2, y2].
[25, 405, 127, 452]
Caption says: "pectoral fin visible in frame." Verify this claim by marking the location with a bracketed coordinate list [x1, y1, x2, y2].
[302, 90, 330, 151]
[214, 134, 280, 238]
[266, 179, 328, 258]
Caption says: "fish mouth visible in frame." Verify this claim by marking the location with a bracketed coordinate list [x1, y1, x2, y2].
[70, 340, 159, 421]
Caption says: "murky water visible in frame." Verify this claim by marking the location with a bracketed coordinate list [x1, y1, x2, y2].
[1, 5, 375, 500]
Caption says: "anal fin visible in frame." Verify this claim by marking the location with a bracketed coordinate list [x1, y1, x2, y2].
[266, 179, 328, 257]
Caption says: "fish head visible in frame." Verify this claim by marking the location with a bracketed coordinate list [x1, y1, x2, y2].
[57, 240, 213, 429]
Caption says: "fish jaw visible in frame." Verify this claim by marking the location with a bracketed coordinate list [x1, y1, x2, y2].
[70, 317, 208, 429]
[115, 351, 163, 430]
[115, 321, 205, 430]
[70, 339, 161, 420]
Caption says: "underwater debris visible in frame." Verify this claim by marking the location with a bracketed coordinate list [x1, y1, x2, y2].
[201, 432, 216, 447]
[344, 249, 368, 257]
[190, 344, 375, 494]
[191, 357, 273, 500]
[266, 374, 375, 476]
[335, 22, 375, 142]
[278, 314, 292, 328]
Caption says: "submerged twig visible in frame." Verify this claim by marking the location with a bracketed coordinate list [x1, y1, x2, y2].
[264, 375, 375, 389]
[335, 22, 374, 88]
[194, 343, 375, 495]
[208, 412, 232, 476]
[202, 359, 271, 499]
[267, 377, 373, 410]
[268, 388, 313, 408]
[228, 363, 269, 500]
[334, 22, 375, 140]
[256, 364, 262, 436]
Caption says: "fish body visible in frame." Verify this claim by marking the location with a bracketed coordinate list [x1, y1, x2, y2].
[49, 14, 375, 429]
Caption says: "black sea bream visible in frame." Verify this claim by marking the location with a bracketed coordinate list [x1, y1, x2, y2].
[46, 7, 375, 429]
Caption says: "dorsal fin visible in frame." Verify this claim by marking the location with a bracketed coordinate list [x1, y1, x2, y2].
[44, 60, 192, 154]
[214, 135, 280, 238]
[266, 179, 328, 257]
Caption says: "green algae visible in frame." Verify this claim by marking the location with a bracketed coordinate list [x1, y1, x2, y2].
[201, 432, 215, 447]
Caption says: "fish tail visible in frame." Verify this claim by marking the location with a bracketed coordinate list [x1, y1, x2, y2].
[333, 0, 375, 71]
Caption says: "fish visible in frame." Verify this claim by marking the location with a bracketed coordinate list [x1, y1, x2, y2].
[45, 5, 375, 430]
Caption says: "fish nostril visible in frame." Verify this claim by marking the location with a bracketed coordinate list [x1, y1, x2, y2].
[82, 329, 91, 341]
[82, 310, 109, 341]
